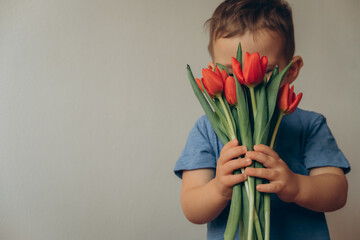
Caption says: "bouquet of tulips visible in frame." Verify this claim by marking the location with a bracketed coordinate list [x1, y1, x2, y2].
[187, 43, 302, 240]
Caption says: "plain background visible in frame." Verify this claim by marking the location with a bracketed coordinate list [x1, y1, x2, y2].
[0, 0, 359, 239]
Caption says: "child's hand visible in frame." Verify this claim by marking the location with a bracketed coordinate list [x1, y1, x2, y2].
[214, 139, 252, 200]
[244, 144, 300, 203]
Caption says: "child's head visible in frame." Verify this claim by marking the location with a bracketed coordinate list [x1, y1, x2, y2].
[206, 0, 303, 84]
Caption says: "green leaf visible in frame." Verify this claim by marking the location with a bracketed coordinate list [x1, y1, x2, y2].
[264, 192, 271, 240]
[240, 183, 249, 240]
[259, 190, 266, 236]
[213, 112, 230, 140]
[214, 98, 225, 117]
[255, 177, 264, 219]
[222, 94, 236, 138]
[224, 175, 242, 240]
[254, 83, 262, 108]
[235, 75, 253, 150]
[231, 107, 242, 145]
[216, 63, 230, 75]
[258, 62, 292, 145]
[266, 62, 292, 121]
[199, 80, 230, 134]
[266, 66, 279, 87]
[253, 81, 268, 145]
[236, 42, 243, 69]
[187, 65, 229, 144]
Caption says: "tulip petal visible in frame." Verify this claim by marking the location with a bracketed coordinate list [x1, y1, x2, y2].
[225, 76, 237, 105]
[221, 69, 228, 83]
[231, 57, 245, 85]
[236, 42, 243, 66]
[245, 52, 250, 64]
[290, 85, 296, 103]
[261, 56, 268, 75]
[202, 68, 224, 97]
[243, 52, 265, 87]
[215, 65, 221, 76]
[215, 63, 230, 74]
[288, 85, 294, 104]
[200, 80, 231, 132]
[288, 92, 303, 114]
[195, 78, 204, 92]
[276, 81, 302, 115]
[278, 83, 289, 112]
[187, 64, 229, 144]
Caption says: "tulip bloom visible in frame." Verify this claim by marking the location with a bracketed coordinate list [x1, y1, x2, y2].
[277, 83, 303, 114]
[231, 52, 268, 88]
[220, 69, 228, 84]
[196, 66, 224, 98]
[225, 76, 237, 105]
[195, 77, 204, 92]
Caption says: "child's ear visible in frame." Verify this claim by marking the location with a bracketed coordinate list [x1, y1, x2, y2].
[208, 62, 215, 70]
[283, 56, 303, 84]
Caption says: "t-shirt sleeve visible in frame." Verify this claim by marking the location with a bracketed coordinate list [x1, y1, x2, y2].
[174, 116, 219, 179]
[303, 114, 350, 174]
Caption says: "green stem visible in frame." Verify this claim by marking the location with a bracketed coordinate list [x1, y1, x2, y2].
[218, 96, 236, 140]
[254, 211, 264, 240]
[247, 87, 257, 240]
[264, 193, 270, 240]
[241, 169, 250, 196]
[241, 164, 262, 240]
[265, 112, 284, 240]
[249, 87, 257, 118]
[218, 96, 239, 239]
[224, 171, 242, 240]
[269, 113, 284, 149]
[247, 174, 255, 240]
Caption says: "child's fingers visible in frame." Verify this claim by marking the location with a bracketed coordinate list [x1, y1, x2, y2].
[219, 145, 247, 165]
[253, 144, 279, 159]
[222, 173, 248, 187]
[223, 158, 252, 175]
[256, 182, 284, 193]
[244, 167, 278, 181]
[222, 139, 238, 152]
[245, 151, 277, 168]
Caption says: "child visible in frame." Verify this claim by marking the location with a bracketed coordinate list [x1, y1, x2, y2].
[174, 0, 350, 239]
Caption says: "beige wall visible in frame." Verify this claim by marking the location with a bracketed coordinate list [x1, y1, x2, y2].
[0, 0, 358, 239]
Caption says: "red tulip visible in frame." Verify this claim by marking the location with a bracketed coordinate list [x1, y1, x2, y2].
[214, 65, 221, 78]
[195, 77, 204, 92]
[231, 52, 268, 88]
[224, 76, 237, 105]
[231, 57, 245, 85]
[277, 83, 303, 114]
[198, 67, 224, 97]
[221, 69, 228, 84]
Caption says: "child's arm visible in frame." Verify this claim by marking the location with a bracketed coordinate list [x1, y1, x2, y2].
[244, 144, 348, 212]
[180, 139, 252, 224]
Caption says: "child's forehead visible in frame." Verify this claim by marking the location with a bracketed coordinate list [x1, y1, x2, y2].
[213, 30, 287, 68]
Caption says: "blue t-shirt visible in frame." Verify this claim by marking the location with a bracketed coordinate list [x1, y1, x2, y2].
[174, 108, 350, 240]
